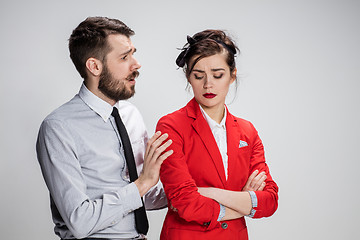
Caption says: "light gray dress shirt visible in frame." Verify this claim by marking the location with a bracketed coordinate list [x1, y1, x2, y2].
[36, 84, 167, 239]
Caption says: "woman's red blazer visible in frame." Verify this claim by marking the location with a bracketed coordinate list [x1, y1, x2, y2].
[156, 98, 279, 240]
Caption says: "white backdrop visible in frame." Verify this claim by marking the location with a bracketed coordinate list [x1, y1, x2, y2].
[1, 0, 359, 239]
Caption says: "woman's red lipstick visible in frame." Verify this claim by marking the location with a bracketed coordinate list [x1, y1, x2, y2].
[203, 93, 216, 98]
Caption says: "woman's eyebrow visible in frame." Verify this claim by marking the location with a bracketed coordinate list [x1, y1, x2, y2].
[211, 68, 225, 72]
[193, 68, 225, 73]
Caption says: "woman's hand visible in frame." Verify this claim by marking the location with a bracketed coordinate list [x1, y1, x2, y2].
[242, 170, 266, 192]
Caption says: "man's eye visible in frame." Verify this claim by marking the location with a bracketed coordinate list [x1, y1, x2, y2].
[214, 74, 223, 79]
[121, 55, 128, 60]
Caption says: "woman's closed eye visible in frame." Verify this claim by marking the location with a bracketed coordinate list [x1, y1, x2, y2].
[214, 73, 223, 79]
[194, 74, 204, 80]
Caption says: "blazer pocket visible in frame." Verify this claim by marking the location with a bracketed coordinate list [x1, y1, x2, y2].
[237, 145, 251, 159]
[238, 145, 250, 152]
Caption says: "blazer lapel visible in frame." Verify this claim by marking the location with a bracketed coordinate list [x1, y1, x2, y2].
[225, 108, 242, 183]
[186, 99, 227, 187]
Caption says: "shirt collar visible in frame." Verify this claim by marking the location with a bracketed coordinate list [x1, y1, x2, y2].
[78, 83, 116, 122]
[199, 104, 227, 130]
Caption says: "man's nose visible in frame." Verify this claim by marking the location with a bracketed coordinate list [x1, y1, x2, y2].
[131, 56, 141, 71]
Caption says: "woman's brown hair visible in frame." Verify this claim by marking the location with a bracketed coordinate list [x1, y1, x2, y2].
[176, 29, 239, 79]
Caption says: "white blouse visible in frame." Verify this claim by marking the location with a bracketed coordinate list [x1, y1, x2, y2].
[199, 104, 229, 180]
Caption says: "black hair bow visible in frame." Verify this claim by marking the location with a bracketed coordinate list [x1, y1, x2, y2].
[175, 35, 196, 68]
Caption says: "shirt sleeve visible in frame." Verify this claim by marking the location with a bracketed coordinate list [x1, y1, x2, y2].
[144, 180, 168, 210]
[36, 119, 143, 239]
[246, 191, 258, 218]
[217, 203, 226, 221]
[156, 117, 220, 230]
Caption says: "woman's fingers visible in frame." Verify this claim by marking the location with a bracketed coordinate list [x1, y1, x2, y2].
[243, 170, 267, 191]
[251, 172, 267, 190]
[258, 182, 266, 191]
[243, 170, 258, 190]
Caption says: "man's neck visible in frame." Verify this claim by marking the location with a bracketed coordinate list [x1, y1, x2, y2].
[84, 80, 116, 106]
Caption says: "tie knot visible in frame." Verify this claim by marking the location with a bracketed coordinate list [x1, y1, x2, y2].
[111, 107, 119, 117]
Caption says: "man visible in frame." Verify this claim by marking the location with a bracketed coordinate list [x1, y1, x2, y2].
[36, 17, 173, 240]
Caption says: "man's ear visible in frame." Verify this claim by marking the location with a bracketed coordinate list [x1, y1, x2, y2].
[85, 57, 103, 77]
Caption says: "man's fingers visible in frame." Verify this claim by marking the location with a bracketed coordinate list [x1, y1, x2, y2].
[151, 139, 173, 163]
[145, 131, 161, 157]
[156, 149, 173, 166]
[146, 133, 169, 159]
[149, 134, 170, 159]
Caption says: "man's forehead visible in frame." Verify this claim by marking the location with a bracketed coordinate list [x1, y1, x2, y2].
[107, 34, 134, 49]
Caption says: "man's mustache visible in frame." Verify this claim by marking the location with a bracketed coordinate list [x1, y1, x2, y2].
[126, 70, 139, 80]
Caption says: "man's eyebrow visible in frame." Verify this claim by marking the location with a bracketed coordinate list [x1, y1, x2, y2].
[120, 47, 136, 56]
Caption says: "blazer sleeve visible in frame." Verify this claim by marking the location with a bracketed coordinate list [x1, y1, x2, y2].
[248, 122, 279, 218]
[157, 117, 220, 230]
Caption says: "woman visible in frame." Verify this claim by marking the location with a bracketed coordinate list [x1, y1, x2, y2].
[156, 30, 278, 239]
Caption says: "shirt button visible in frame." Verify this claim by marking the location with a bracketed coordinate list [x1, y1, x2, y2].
[221, 222, 228, 229]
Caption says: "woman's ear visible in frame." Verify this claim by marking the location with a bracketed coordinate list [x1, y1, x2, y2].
[85, 57, 103, 77]
[230, 68, 237, 84]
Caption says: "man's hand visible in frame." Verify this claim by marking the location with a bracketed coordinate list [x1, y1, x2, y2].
[242, 170, 266, 192]
[135, 131, 173, 196]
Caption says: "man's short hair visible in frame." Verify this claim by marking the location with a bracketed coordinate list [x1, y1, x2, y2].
[69, 16, 134, 79]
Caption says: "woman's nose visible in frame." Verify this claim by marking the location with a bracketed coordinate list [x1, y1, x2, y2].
[203, 78, 213, 89]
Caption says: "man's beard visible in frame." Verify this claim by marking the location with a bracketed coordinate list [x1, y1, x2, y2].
[98, 65, 139, 101]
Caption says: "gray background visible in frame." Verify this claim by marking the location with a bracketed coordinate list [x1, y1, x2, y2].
[1, 0, 359, 239]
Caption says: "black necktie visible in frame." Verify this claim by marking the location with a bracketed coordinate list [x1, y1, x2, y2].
[111, 107, 149, 235]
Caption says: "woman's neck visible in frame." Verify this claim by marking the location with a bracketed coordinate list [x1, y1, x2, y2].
[201, 104, 225, 124]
